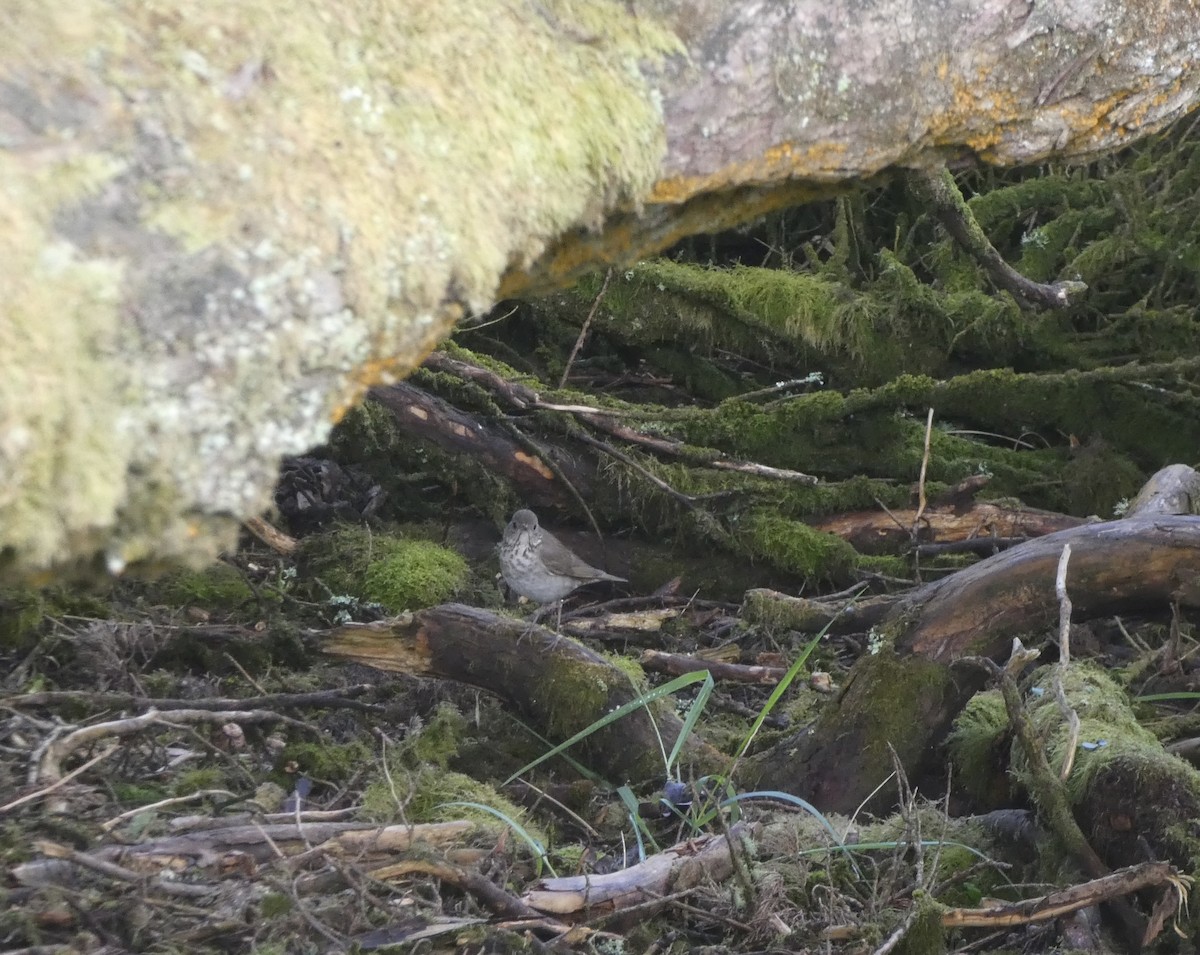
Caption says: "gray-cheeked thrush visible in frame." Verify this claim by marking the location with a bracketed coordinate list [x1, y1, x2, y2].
[499, 509, 625, 606]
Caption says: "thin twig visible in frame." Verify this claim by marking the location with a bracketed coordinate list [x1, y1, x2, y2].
[560, 268, 612, 388]
[1055, 543, 1073, 664]
[1, 744, 119, 814]
[36, 708, 314, 783]
[225, 652, 268, 695]
[574, 431, 696, 511]
[735, 376, 822, 403]
[101, 789, 239, 832]
[498, 420, 604, 540]
[2, 684, 382, 714]
[1054, 543, 1081, 781]
[460, 302, 519, 332]
[910, 408, 936, 584]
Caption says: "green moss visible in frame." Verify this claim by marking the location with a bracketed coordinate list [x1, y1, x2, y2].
[895, 892, 946, 955]
[260, 894, 293, 918]
[1059, 441, 1145, 516]
[0, 588, 46, 650]
[361, 539, 468, 610]
[1017, 663, 1166, 804]
[276, 739, 374, 786]
[407, 703, 469, 769]
[740, 590, 833, 634]
[740, 510, 856, 581]
[171, 768, 227, 796]
[946, 690, 1014, 808]
[0, 583, 118, 651]
[302, 525, 468, 611]
[360, 759, 537, 847]
[155, 561, 255, 610]
[773, 642, 961, 796]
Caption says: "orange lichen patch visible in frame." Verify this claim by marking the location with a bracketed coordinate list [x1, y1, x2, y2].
[515, 451, 556, 480]
[1115, 77, 1184, 132]
[648, 140, 854, 205]
[332, 352, 426, 423]
[499, 178, 838, 299]
[495, 219, 633, 298]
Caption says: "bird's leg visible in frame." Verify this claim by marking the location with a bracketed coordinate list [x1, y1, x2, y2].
[520, 602, 557, 645]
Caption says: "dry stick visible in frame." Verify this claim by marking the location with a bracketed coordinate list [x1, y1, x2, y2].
[101, 790, 240, 832]
[1056, 544, 1074, 664]
[243, 514, 299, 555]
[911, 407, 936, 584]
[1053, 543, 1082, 781]
[461, 302, 519, 332]
[941, 862, 1181, 929]
[2, 684, 383, 714]
[1, 744, 119, 814]
[574, 431, 697, 510]
[34, 839, 218, 899]
[224, 651, 268, 695]
[707, 459, 817, 482]
[560, 267, 613, 389]
[735, 377, 821, 403]
[36, 708, 315, 783]
[973, 641, 1147, 945]
[373, 858, 544, 920]
[499, 419, 604, 541]
[640, 649, 786, 685]
[375, 729, 411, 824]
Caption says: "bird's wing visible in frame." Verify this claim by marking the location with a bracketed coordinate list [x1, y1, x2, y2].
[539, 532, 609, 579]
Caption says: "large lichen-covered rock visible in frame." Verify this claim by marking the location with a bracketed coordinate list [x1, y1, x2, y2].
[4, 0, 1200, 581]
[0, 0, 675, 581]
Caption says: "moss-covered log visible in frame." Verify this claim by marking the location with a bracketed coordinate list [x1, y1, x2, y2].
[322, 603, 724, 785]
[751, 514, 1200, 812]
[952, 665, 1200, 879]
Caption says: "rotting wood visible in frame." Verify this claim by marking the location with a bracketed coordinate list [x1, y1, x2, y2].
[322, 604, 724, 783]
[809, 499, 1087, 555]
[368, 383, 587, 510]
[522, 823, 755, 918]
[753, 514, 1200, 812]
[640, 648, 787, 685]
[11, 821, 478, 887]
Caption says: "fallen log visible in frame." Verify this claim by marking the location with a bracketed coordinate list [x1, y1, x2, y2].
[322, 604, 724, 784]
[809, 499, 1086, 555]
[751, 514, 1200, 812]
[367, 383, 591, 511]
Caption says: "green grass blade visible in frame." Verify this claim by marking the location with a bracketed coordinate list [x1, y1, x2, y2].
[664, 670, 715, 779]
[439, 800, 558, 877]
[503, 669, 712, 785]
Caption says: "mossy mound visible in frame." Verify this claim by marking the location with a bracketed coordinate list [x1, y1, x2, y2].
[302, 525, 469, 612]
[155, 562, 256, 610]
